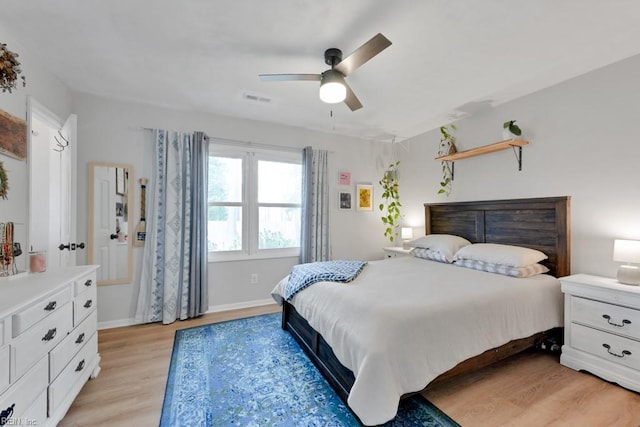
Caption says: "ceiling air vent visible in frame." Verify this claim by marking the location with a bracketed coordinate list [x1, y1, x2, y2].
[242, 92, 272, 105]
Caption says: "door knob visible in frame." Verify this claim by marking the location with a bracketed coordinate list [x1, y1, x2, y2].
[110, 233, 118, 240]
[58, 243, 70, 251]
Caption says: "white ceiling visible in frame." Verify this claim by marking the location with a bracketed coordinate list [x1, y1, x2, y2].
[2, 1, 640, 142]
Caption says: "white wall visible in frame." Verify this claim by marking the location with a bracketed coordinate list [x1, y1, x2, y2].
[72, 93, 393, 327]
[0, 28, 72, 272]
[399, 54, 640, 280]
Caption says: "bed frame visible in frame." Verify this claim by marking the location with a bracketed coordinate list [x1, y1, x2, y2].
[282, 196, 571, 403]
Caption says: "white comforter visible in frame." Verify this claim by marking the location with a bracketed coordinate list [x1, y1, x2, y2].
[271, 256, 563, 425]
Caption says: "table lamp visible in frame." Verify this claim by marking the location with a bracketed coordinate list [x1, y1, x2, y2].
[401, 227, 413, 249]
[613, 239, 640, 285]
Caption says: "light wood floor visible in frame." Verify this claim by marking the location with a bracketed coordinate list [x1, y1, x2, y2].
[60, 304, 640, 427]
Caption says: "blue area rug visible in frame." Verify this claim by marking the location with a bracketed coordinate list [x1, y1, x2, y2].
[160, 313, 460, 426]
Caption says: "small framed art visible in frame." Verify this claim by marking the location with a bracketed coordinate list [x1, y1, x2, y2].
[338, 171, 351, 186]
[356, 184, 373, 211]
[339, 192, 352, 210]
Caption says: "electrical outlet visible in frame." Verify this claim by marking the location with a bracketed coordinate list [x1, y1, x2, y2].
[250, 273, 258, 284]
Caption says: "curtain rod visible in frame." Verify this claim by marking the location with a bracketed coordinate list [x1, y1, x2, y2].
[138, 127, 303, 153]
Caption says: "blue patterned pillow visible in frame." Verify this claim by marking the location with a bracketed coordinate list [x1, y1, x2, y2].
[454, 259, 549, 277]
[412, 247, 449, 263]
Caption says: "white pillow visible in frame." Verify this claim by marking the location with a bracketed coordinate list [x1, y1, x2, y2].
[453, 243, 547, 267]
[409, 234, 471, 263]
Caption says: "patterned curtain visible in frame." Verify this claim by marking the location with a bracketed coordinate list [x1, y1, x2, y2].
[134, 130, 209, 325]
[300, 146, 330, 263]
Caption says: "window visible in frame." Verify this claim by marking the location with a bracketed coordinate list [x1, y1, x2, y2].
[208, 145, 302, 260]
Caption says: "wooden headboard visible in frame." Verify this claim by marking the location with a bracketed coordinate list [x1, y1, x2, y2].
[425, 196, 571, 277]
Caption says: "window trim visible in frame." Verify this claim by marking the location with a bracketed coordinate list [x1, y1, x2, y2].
[208, 144, 302, 262]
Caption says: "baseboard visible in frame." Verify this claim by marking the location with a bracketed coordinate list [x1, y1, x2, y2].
[97, 298, 277, 330]
[206, 298, 277, 313]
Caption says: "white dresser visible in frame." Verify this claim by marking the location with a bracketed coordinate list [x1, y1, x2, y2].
[560, 274, 640, 393]
[0, 265, 100, 426]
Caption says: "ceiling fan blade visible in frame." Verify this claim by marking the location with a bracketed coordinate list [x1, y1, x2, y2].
[334, 33, 392, 77]
[343, 81, 363, 111]
[259, 74, 321, 82]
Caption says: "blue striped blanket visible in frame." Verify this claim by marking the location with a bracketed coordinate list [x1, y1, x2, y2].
[283, 260, 368, 301]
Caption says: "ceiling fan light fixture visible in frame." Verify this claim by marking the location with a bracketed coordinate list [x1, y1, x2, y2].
[319, 70, 346, 104]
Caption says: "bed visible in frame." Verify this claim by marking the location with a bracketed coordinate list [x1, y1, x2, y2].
[271, 196, 571, 425]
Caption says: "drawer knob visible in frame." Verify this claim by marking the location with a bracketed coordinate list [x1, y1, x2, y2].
[44, 301, 57, 311]
[84, 279, 92, 287]
[75, 359, 86, 372]
[602, 314, 632, 327]
[0, 404, 15, 426]
[84, 299, 93, 309]
[42, 328, 57, 342]
[602, 343, 632, 358]
[76, 332, 85, 344]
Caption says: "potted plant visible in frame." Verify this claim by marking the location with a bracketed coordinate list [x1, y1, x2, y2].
[437, 124, 457, 196]
[502, 120, 522, 140]
[0, 43, 26, 93]
[379, 160, 401, 242]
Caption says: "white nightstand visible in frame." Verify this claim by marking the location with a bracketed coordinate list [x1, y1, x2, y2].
[383, 247, 413, 258]
[560, 274, 640, 393]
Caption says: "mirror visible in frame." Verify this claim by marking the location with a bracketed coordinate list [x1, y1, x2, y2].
[88, 162, 133, 285]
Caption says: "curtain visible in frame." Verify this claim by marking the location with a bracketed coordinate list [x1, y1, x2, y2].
[134, 130, 209, 325]
[300, 146, 330, 263]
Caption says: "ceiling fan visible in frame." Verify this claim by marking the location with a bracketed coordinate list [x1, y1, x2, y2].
[259, 33, 392, 111]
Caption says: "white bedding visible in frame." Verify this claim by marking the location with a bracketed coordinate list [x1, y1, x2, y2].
[271, 256, 563, 425]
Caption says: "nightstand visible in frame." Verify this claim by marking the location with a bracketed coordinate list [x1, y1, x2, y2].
[383, 247, 413, 258]
[560, 274, 640, 393]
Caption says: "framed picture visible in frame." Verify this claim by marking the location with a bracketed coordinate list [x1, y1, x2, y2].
[115, 167, 126, 195]
[356, 184, 373, 211]
[339, 192, 352, 210]
[0, 108, 27, 160]
[338, 171, 351, 186]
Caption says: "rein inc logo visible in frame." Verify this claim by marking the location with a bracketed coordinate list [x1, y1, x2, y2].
[0, 405, 39, 426]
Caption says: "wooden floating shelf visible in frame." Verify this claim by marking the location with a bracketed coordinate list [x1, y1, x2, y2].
[435, 139, 529, 162]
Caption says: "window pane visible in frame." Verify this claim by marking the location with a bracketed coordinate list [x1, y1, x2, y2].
[258, 160, 301, 203]
[208, 156, 242, 203]
[259, 207, 301, 249]
[208, 206, 242, 251]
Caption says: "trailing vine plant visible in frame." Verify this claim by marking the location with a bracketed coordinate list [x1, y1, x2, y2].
[379, 160, 401, 242]
[437, 124, 457, 196]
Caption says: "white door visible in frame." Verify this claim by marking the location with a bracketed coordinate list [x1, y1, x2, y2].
[28, 98, 78, 270]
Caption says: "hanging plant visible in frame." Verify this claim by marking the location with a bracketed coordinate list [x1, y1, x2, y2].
[379, 160, 401, 242]
[437, 124, 457, 196]
[0, 161, 8, 200]
[0, 43, 26, 93]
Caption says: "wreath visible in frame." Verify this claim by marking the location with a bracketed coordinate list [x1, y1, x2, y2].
[0, 161, 8, 200]
[0, 43, 26, 93]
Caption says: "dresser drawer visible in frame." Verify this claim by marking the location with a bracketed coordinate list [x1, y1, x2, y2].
[12, 287, 72, 337]
[571, 323, 640, 371]
[11, 303, 73, 381]
[571, 296, 640, 339]
[74, 284, 97, 326]
[50, 310, 97, 382]
[48, 333, 98, 414]
[0, 346, 8, 395]
[20, 390, 47, 427]
[74, 272, 97, 296]
[0, 357, 47, 425]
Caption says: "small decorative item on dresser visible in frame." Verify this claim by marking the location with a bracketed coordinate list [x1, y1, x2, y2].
[613, 239, 640, 285]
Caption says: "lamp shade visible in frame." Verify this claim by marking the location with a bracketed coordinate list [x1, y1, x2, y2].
[613, 239, 640, 263]
[319, 70, 346, 104]
[401, 227, 413, 240]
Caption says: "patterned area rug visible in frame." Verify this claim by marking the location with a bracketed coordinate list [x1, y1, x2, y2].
[160, 313, 460, 426]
